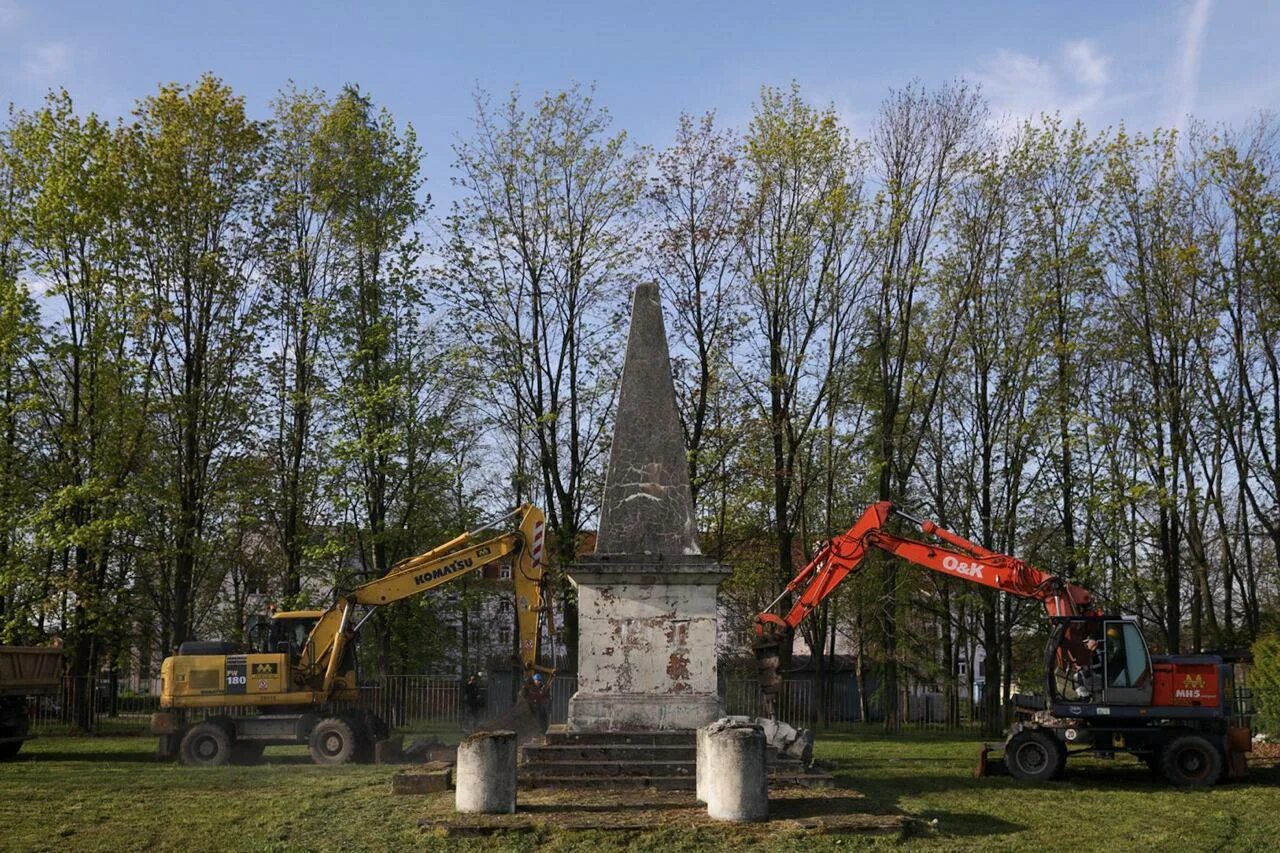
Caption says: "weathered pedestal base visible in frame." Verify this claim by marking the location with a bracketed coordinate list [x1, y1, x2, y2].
[567, 692, 720, 732]
[566, 560, 729, 732]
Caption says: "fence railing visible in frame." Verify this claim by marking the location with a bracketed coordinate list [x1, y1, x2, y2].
[39, 673, 1273, 737]
[25, 672, 1015, 735]
[24, 678, 160, 735]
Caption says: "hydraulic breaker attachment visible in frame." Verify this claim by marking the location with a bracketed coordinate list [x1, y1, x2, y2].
[753, 618, 788, 719]
[477, 674, 552, 745]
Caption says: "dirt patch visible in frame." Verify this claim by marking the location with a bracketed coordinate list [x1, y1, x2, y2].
[417, 785, 909, 838]
[1251, 742, 1280, 761]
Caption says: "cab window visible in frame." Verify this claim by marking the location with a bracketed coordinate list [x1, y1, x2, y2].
[1104, 620, 1150, 688]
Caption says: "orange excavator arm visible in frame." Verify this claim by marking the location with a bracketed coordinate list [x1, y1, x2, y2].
[753, 501, 1098, 705]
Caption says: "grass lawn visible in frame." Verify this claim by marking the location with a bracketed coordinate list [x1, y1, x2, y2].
[1, 730, 1277, 852]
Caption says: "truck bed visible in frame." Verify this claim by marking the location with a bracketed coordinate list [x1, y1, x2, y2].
[0, 646, 63, 697]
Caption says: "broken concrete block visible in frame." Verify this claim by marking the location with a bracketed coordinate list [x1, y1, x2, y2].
[716, 715, 814, 766]
[374, 735, 404, 764]
[392, 768, 451, 794]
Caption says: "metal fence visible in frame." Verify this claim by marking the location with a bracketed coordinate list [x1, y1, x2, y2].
[25, 678, 160, 735]
[35, 672, 1274, 737]
[26, 671, 996, 735]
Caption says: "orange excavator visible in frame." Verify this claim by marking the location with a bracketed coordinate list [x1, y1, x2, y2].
[754, 501, 1254, 787]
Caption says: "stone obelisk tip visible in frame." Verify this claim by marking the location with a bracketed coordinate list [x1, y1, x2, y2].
[594, 283, 700, 558]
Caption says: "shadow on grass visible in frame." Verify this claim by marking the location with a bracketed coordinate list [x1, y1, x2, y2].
[833, 758, 1280, 806]
[770, 795, 890, 819]
[915, 809, 1026, 837]
[520, 801, 692, 815]
[13, 750, 318, 765]
[12, 750, 161, 764]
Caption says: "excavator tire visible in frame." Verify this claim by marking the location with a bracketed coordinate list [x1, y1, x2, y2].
[1161, 734, 1223, 788]
[180, 722, 232, 767]
[309, 717, 358, 766]
[1005, 729, 1062, 783]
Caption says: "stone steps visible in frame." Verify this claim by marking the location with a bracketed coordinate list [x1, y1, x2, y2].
[521, 728, 696, 789]
[522, 758, 696, 777]
[523, 743, 696, 762]
[518, 727, 831, 791]
[538, 726, 694, 747]
[520, 773, 696, 790]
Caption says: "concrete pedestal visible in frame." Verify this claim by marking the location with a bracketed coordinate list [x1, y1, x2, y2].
[454, 731, 517, 814]
[695, 724, 711, 803]
[567, 560, 728, 731]
[703, 719, 768, 822]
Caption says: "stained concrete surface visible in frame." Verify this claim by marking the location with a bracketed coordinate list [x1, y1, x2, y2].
[566, 283, 729, 732]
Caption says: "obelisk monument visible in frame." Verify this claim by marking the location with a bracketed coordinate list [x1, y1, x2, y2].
[566, 283, 730, 731]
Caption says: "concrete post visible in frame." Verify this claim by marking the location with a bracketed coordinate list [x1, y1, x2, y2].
[695, 724, 710, 804]
[703, 720, 768, 822]
[454, 731, 517, 814]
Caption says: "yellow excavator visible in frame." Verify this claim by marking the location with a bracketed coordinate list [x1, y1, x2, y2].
[151, 505, 554, 766]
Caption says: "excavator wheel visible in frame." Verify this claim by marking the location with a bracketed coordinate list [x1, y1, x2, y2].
[1161, 734, 1223, 788]
[1005, 729, 1062, 783]
[309, 717, 358, 765]
[179, 722, 232, 767]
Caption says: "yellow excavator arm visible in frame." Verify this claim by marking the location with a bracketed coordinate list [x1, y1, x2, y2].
[300, 504, 552, 697]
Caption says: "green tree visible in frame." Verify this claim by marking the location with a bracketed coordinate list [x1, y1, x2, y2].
[6, 92, 156, 723]
[126, 75, 266, 650]
[260, 85, 337, 600]
[314, 86, 462, 673]
[863, 82, 985, 729]
[0, 118, 43, 641]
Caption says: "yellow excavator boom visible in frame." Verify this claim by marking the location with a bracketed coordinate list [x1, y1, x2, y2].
[298, 504, 552, 695]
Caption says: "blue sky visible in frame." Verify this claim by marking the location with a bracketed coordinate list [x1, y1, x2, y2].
[2, 1, 1278, 208]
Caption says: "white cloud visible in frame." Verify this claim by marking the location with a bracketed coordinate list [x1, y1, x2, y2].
[972, 39, 1112, 126]
[1064, 39, 1109, 89]
[21, 41, 72, 80]
[0, 0, 22, 31]
[1171, 0, 1212, 129]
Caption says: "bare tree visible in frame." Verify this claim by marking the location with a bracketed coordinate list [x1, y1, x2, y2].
[445, 85, 647, 667]
[648, 111, 743, 516]
[865, 81, 984, 729]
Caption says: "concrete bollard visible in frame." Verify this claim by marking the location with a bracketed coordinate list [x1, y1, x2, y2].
[695, 724, 710, 804]
[703, 719, 768, 822]
[454, 730, 517, 814]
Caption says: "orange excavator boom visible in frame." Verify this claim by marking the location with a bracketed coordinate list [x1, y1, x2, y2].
[753, 501, 1098, 707]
